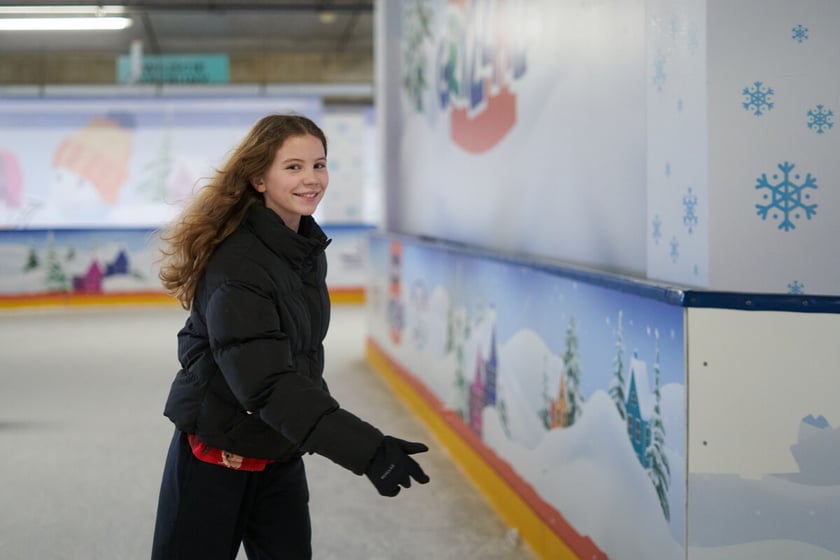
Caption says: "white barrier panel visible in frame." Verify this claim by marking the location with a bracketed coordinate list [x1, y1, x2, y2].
[686, 306, 840, 559]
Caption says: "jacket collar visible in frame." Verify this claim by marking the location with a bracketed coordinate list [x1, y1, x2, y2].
[244, 204, 330, 269]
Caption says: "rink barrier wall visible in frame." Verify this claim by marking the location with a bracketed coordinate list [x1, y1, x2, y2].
[364, 231, 840, 560]
[365, 338, 606, 560]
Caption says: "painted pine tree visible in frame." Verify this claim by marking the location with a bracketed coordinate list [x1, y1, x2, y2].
[645, 329, 671, 521]
[449, 262, 471, 419]
[23, 245, 39, 271]
[44, 234, 68, 292]
[445, 306, 454, 353]
[608, 310, 627, 420]
[452, 311, 466, 419]
[135, 128, 173, 203]
[563, 316, 585, 426]
[497, 391, 511, 438]
[451, 304, 471, 419]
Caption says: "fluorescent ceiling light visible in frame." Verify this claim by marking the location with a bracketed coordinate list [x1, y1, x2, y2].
[318, 11, 337, 25]
[0, 5, 130, 30]
[0, 17, 132, 31]
[0, 5, 126, 15]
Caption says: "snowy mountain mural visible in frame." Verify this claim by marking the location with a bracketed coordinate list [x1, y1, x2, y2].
[0, 230, 159, 295]
[484, 392, 685, 559]
[366, 236, 687, 559]
[368, 234, 840, 559]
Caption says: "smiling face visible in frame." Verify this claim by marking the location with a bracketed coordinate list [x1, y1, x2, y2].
[252, 134, 328, 231]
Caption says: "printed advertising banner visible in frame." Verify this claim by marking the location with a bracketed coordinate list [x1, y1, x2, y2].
[0, 96, 321, 229]
[383, 0, 648, 276]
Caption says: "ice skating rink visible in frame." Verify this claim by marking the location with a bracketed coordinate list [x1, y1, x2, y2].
[0, 304, 535, 560]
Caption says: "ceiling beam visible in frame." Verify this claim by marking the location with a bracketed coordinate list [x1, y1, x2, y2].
[139, 12, 160, 55]
[336, 9, 360, 53]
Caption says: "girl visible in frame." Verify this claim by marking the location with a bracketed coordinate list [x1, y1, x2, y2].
[152, 114, 429, 559]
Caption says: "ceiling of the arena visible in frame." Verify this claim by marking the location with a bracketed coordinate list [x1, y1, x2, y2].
[0, 1, 374, 56]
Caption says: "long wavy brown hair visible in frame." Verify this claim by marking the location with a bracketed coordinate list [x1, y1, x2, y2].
[158, 113, 328, 309]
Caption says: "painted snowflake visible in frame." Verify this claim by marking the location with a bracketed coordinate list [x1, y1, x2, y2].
[792, 24, 808, 43]
[669, 236, 679, 263]
[682, 187, 698, 234]
[787, 280, 805, 294]
[687, 24, 700, 54]
[755, 161, 818, 231]
[652, 214, 662, 245]
[653, 52, 666, 92]
[668, 15, 681, 40]
[742, 81, 774, 116]
[807, 105, 834, 134]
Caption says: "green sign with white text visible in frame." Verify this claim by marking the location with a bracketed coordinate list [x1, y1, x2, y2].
[116, 54, 229, 84]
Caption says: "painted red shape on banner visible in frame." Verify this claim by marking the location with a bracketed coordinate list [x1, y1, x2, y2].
[450, 83, 517, 154]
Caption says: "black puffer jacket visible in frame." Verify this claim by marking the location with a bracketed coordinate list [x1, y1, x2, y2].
[163, 204, 383, 475]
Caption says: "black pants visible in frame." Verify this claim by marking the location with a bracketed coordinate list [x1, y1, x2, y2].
[152, 430, 311, 560]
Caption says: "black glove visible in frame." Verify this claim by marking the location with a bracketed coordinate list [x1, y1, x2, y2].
[365, 436, 430, 497]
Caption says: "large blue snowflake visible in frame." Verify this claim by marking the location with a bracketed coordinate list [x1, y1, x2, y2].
[742, 81, 774, 116]
[792, 24, 808, 43]
[755, 161, 818, 231]
[787, 280, 805, 294]
[807, 105, 834, 134]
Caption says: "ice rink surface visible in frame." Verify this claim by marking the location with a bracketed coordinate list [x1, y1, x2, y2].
[0, 304, 535, 560]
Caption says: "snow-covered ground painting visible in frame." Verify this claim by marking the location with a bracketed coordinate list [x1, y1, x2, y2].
[366, 235, 687, 559]
[686, 308, 840, 560]
[0, 226, 373, 298]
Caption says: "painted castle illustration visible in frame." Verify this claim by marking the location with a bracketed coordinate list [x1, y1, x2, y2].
[72, 249, 130, 293]
[26, 235, 136, 294]
[624, 355, 652, 468]
[550, 373, 569, 429]
[547, 348, 654, 469]
[468, 326, 499, 435]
